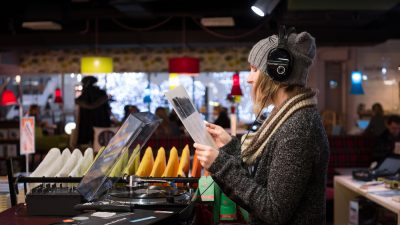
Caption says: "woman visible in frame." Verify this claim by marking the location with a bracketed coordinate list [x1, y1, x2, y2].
[194, 28, 329, 225]
[363, 102, 385, 136]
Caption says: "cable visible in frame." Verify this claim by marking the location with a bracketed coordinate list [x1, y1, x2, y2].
[78, 20, 90, 35]
[240, 100, 269, 146]
[111, 17, 172, 32]
[191, 17, 267, 40]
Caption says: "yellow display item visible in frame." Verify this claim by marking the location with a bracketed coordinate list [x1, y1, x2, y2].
[162, 147, 179, 177]
[135, 147, 154, 177]
[84, 146, 106, 175]
[109, 148, 129, 177]
[122, 145, 141, 175]
[133, 150, 140, 173]
[150, 147, 166, 177]
[177, 144, 190, 177]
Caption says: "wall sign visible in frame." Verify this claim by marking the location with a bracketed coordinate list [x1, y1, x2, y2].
[20, 117, 35, 155]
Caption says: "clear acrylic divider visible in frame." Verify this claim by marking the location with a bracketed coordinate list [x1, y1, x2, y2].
[77, 112, 161, 201]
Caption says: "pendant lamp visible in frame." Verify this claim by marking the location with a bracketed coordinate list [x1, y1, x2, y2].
[350, 71, 364, 95]
[80, 57, 113, 75]
[54, 87, 63, 103]
[168, 17, 200, 90]
[230, 73, 243, 96]
[143, 85, 152, 104]
[80, 18, 113, 75]
[169, 57, 200, 75]
[1, 89, 17, 106]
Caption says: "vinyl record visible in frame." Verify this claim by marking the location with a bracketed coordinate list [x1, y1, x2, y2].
[112, 185, 183, 198]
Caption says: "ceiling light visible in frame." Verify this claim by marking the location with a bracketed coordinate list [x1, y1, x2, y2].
[350, 71, 364, 95]
[251, 0, 281, 17]
[15, 75, 21, 84]
[230, 73, 243, 96]
[1, 90, 17, 106]
[169, 57, 200, 76]
[22, 21, 62, 30]
[64, 122, 76, 135]
[381, 67, 387, 75]
[80, 57, 113, 74]
[200, 17, 235, 27]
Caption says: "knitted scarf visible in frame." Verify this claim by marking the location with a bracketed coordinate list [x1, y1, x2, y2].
[241, 90, 317, 164]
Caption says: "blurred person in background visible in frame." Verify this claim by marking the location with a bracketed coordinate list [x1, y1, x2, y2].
[169, 109, 185, 135]
[28, 104, 56, 135]
[214, 106, 230, 128]
[122, 105, 139, 123]
[154, 107, 179, 137]
[75, 76, 111, 145]
[373, 114, 400, 163]
[364, 102, 386, 137]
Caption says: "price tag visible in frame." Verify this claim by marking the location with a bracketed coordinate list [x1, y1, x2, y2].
[198, 176, 215, 202]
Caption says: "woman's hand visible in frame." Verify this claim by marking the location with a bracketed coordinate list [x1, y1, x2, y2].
[194, 143, 219, 169]
[205, 122, 232, 148]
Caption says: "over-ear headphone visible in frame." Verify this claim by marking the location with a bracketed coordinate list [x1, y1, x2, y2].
[266, 26, 296, 82]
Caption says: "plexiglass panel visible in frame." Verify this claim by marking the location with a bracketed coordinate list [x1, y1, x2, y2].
[77, 112, 161, 201]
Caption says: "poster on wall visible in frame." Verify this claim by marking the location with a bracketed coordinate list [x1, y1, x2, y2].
[20, 117, 35, 155]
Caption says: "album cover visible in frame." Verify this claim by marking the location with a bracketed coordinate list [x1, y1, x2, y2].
[165, 85, 217, 148]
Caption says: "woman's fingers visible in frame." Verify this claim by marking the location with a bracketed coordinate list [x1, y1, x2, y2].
[205, 122, 215, 128]
[193, 142, 219, 169]
[193, 143, 211, 151]
[207, 127, 221, 136]
[206, 123, 222, 131]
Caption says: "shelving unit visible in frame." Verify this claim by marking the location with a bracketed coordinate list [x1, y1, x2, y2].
[0, 121, 23, 175]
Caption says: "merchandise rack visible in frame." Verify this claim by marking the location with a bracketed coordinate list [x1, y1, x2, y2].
[6, 159, 199, 207]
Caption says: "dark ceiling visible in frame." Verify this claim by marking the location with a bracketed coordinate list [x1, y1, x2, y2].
[0, 0, 399, 50]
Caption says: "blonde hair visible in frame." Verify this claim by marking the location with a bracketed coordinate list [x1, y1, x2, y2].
[252, 71, 309, 113]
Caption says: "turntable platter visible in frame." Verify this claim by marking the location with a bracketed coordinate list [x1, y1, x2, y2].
[107, 185, 190, 205]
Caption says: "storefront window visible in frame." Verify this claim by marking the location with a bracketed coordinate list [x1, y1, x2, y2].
[91, 71, 254, 124]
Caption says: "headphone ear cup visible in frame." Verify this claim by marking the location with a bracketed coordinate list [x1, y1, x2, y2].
[266, 48, 292, 82]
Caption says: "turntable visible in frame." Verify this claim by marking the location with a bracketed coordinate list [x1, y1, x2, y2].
[72, 112, 197, 222]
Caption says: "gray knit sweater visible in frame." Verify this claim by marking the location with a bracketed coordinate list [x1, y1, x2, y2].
[208, 106, 329, 225]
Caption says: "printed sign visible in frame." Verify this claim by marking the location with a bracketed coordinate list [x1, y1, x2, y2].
[20, 117, 35, 155]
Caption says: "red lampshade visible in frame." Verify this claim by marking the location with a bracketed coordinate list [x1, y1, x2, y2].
[1, 89, 17, 106]
[54, 88, 63, 103]
[169, 57, 200, 75]
[230, 73, 243, 96]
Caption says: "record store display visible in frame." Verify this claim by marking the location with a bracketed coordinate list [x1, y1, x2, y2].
[22, 112, 199, 224]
